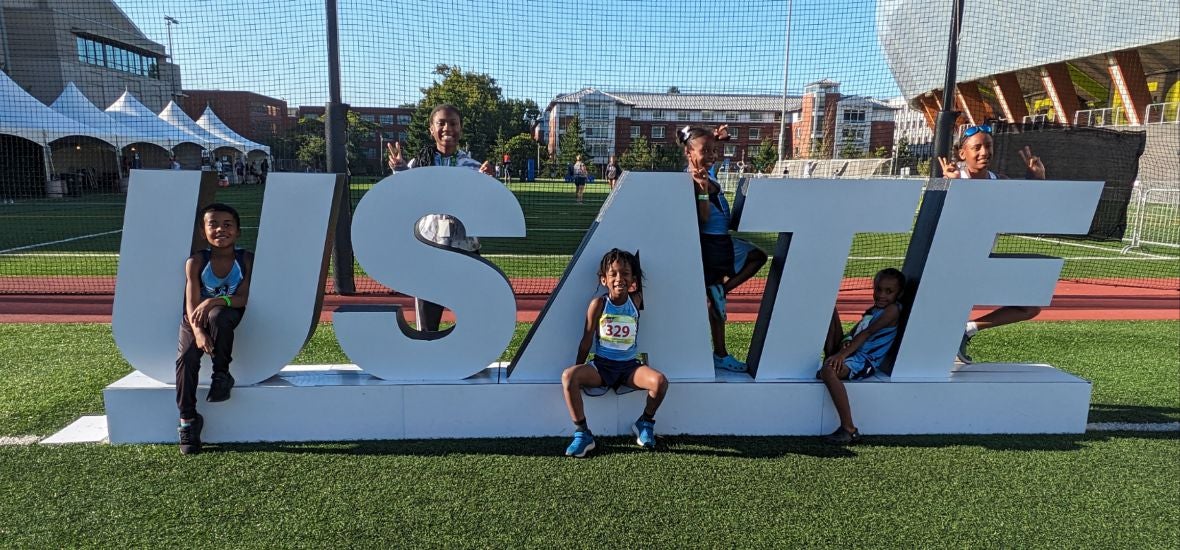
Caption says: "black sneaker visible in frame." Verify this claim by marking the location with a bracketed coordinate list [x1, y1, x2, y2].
[207, 372, 234, 402]
[823, 426, 861, 445]
[178, 413, 204, 455]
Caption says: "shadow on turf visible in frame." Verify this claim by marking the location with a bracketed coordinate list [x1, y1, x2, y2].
[1087, 403, 1179, 424]
[195, 430, 1178, 458]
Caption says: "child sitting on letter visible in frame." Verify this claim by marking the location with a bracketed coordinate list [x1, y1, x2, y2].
[817, 268, 905, 445]
[560, 249, 669, 457]
[175, 203, 254, 455]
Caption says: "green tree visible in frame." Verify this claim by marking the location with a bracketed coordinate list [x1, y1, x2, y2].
[652, 143, 683, 171]
[407, 65, 538, 162]
[838, 135, 864, 159]
[752, 138, 780, 173]
[619, 136, 653, 170]
[494, 133, 540, 177]
[284, 112, 380, 174]
[557, 115, 591, 172]
[872, 146, 889, 159]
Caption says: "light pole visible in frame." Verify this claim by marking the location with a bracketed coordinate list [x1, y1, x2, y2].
[775, 0, 793, 164]
[163, 16, 179, 61]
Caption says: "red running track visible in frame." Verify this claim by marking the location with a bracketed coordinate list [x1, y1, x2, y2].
[2, 280, 1175, 324]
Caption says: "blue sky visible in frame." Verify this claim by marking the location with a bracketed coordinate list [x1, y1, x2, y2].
[118, 0, 901, 109]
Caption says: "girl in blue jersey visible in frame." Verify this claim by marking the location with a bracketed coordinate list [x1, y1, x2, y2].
[560, 248, 669, 457]
[817, 268, 905, 444]
[679, 125, 768, 373]
[175, 203, 254, 455]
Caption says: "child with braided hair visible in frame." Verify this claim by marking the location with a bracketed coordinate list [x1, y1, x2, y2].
[678, 125, 768, 373]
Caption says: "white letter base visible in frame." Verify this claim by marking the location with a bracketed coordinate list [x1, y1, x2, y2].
[104, 362, 1090, 443]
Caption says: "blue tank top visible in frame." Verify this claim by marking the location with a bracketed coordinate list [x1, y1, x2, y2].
[850, 303, 902, 367]
[594, 294, 639, 362]
[199, 249, 245, 299]
[696, 173, 731, 235]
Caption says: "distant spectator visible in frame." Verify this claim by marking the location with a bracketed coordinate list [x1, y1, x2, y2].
[605, 155, 621, 191]
[171, 158, 181, 170]
[573, 155, 588, 204]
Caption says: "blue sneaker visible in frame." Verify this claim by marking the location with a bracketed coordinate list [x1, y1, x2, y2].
[633, 418, 656, 449]
[707, 284, 727, 321]
[564, 431, 596, 458]
[714, 354, 748, 372]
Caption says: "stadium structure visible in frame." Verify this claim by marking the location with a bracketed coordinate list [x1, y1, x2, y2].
[877, 0, 1179, 187]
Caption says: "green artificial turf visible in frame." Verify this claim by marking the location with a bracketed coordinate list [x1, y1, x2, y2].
[0, 321, 1176, 546]
[0, 434, 1175, 546]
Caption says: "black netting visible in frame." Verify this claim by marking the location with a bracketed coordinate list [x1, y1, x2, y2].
[1, 1, 1176, 295]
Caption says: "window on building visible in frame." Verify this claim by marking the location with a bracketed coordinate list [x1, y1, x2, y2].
[677, 111, 689, 121]
[723, 144, 736, 157]
[748, 128, 761, 141]
[652, 110, 664, 120]
[651, 126, 665, 139]
[631, 126, 641, 138]
[381, 132, 396, 140]
[585, 104, 610, 120]
[729, 127, 740, 139]
[701, 111, 714, 121]
[379, 114, 394, 125]
[725, 112, 739, 122]
[398, 131, 408, 142]
[749, 112, 764, 121]
[75, 35, 159, 78]
[397, 114, 411, 125]
[363, 148, 378, 159]
[843, 110, 866, 122]
[360, 114, 376, 123]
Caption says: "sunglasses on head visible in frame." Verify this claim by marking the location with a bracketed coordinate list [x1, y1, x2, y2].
[962, 124, 993, 138]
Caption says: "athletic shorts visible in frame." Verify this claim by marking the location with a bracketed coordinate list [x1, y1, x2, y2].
[700, 234, 758, 285]
[574, 176, 587, 187]
[843, 352, 877, 379]
[590, 356, 641, 390]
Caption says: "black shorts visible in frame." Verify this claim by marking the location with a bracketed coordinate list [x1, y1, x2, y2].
[700, 233, 736, 285]
[574, 176, 587, 187]
[590, 356, 642, 389]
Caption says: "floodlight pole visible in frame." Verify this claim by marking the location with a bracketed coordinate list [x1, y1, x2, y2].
[325, 0, 355, 294]
[776, 0, 793, 162]
[931, 0, 965, 177]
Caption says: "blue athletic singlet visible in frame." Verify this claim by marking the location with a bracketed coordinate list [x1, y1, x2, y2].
[594, 295, 639, 362]
[848, 303, 902, 366]
[199, 249, 245, 298]
[697, 173, 732, 235]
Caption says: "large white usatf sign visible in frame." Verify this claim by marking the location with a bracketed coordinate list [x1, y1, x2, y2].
[112, 168, 1103, 386]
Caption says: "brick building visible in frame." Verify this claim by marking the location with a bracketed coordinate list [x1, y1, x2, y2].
[544, 88, 797, 169]
[793, 79, 897, 159]
[544, 86, 896, 169]
[181, 90, 291, 143]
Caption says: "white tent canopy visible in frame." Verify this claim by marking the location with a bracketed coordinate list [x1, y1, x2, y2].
[159, 101, 241, 152]
[196, 106, 271, 155]
[105, 91, 202, 150]
[0, 70, 107, 146]
[50, 82, 151, 148]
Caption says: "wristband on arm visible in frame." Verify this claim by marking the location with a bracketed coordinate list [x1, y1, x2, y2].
[221, 295, 232, 307]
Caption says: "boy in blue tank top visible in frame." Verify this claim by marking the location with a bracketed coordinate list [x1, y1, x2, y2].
[817, 268, 905, 445]
[175, 203, 254, 455]
[560, 249, 669, 457]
